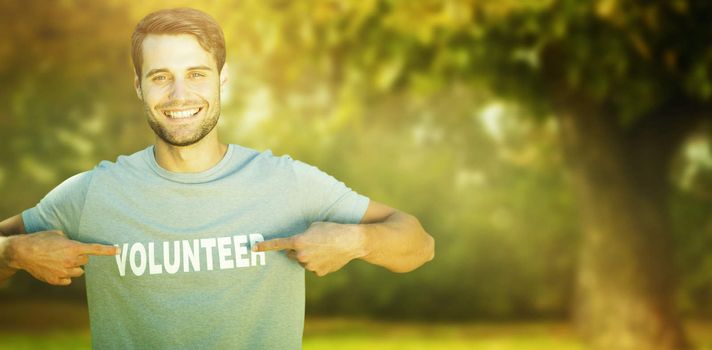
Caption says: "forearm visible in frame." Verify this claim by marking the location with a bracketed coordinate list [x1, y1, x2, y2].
[0, 215, 26, 282]
[0, 236, 19, 282]
[357, 211, 434, 273]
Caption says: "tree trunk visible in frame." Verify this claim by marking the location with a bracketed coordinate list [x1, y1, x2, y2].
[556, 99, 691, 350]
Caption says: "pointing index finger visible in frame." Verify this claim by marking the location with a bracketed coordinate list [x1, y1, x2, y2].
[76, 243, 120, 256]
[253, 237, 294, 252]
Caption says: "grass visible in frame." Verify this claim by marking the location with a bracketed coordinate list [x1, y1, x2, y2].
[0, 321, 583, 350]
[0, 301, 711, 349]
[303, 319, 583, 350]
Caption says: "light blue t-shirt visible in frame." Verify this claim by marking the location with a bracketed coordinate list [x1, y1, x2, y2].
[22, 144, 370, 349]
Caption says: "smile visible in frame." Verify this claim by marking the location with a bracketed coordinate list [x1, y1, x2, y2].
[163, 107, 203, 119]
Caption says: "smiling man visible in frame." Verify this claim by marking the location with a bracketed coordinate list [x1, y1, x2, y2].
[0, 7, 434, 349]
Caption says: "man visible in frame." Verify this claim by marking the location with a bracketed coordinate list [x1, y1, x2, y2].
[0, 7, 434, 349]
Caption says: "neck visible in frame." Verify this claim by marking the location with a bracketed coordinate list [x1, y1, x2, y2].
[153, 132, 228, 173]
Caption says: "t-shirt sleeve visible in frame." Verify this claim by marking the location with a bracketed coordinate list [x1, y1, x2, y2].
[21, 170, 93, 239]
[291, 159, 370, 225]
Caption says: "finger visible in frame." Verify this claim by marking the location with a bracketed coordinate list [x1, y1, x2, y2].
[303, 262, 315, 271]
[52, 278, 72, 286]
[285, 250, 307, 268]
[74, 255, 90, 266]
[253, 238, 294, 252]
[77, 243, 120, 256]
[66, 267, 84, 278]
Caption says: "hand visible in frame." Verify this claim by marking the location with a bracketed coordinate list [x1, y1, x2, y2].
[253, 222, 367, 277]
[7, 230, 119, 286]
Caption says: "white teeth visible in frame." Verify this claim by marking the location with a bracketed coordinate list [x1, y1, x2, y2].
[165, 108, 200, 118]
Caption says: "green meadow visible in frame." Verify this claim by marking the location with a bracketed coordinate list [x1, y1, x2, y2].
[3, 320, 712, 350]
[1, 302, 711, 350]
[0, 321, 584, 350]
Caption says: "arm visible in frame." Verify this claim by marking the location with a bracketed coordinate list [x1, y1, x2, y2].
[357, 200, 435, 273]
[254, 200, 435, 276]
[0, 214, 119, 286]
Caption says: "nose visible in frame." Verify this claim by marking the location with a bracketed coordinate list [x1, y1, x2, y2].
[169, 78, 188, 100]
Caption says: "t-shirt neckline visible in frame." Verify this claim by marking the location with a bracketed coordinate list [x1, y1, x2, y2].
[144, 144, 235, 184]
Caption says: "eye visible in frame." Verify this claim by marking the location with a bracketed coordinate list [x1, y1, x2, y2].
[152, 75, 168, 82]
[189, 72, 206, 78]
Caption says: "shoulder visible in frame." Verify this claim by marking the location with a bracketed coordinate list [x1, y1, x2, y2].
[93, 146, 152, 176]
[234, 144, 299, 170]
[48, 169, 95, 196]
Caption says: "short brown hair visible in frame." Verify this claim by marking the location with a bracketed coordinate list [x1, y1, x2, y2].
[131, 8, 226, 80]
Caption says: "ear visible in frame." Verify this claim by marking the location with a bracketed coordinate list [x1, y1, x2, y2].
[133, 75, 143, 101]
[219, 62, 229, 87]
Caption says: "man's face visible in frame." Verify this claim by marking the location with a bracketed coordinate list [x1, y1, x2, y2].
[134, 34, 227, 147]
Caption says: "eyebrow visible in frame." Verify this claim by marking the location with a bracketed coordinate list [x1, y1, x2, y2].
[145, 65, 213, 78]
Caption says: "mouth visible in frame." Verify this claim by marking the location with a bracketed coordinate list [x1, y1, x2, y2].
[162, 107, 204, 119]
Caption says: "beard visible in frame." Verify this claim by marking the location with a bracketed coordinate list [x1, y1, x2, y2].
[144, 101, 220, 147]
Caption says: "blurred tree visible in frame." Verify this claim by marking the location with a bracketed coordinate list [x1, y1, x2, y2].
[342, 1, 710, 349]
[0, 0, 144, 215]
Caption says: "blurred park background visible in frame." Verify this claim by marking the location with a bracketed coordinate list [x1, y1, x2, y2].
[1, 0, 712, 349]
